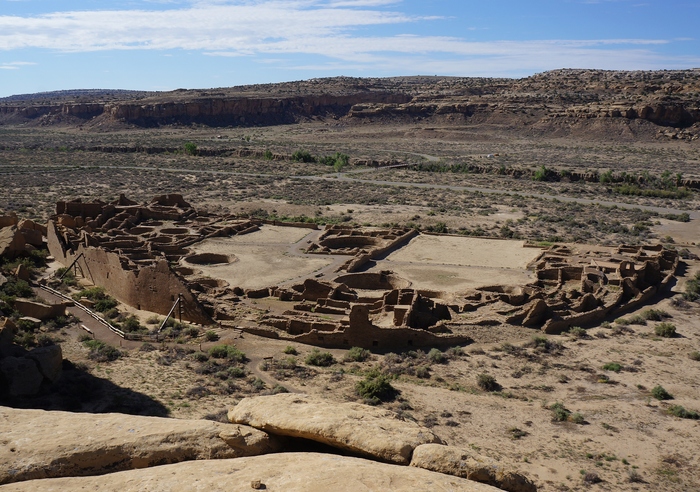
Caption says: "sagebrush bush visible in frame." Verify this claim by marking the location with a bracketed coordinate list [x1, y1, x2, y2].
[345, 346, 370, 362]
[427, 348, 446, 364]
[305, 348, 335, 367]
[654, 322, 676, 338]
[651, 385, 673, 400]
[476, 373, 499, 391]
[355, 371, 397, 403]
[208, 344, 246, 362]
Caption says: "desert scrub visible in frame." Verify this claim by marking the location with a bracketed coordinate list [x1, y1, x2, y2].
[355, 369, 397, 404]
[427, 348, 446, 364]
[305, 348, 335, 367]
[203, 330, 219, 341]
[415, 366, 431, 379]
[476, 373, 499, 391]
[602, 362, 622, 373]
[568, 326, 587, 339]
[344, 346, 370, 362]
[283, 345, 298, 355]
[651, 385, 673, 400]
[72, 287, 117, 313]
[689, 351, 700, 361]
[83, 339, 122, 362]
[550, 402, 584, 423]
[667, 405, 699, 420]
[682, 271, 700, 301]
[654, 322, 676, 338]
[208, 344, 246, 362]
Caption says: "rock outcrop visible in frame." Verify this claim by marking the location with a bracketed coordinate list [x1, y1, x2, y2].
[1, 452, 502, 492]
[0, 407, 280, 485]
[411, 444, 536, 492]
[228, 393, 442, 465]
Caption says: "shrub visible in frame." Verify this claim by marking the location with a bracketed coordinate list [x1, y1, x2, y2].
[667, 405, 699, 420]
[228, 367, 246, 378]
[305, 348, 335, 367]
[291, 149, 315, 163]
[550, 402, 570, 422]
[184, 142, 197, 155]
[355, 371, 397, 403]
[208, 344, 246, 362]
[570, 412, 585, 424]
[689, 351, 700, 361]
[140, 342, 157, 352]
[83, 339, 122, 362]
[283, 345, 298, 355]
[641, 309, 667, 321]
[263, 150, 274, 160]
[602, 362, 622, 373]
[183, 326, 200, 338]
[568, 326, 587, 339]
[36, 334, 56, 347]
[14, 331, 35, 348]
[683, 272, 700, 301]
[654, 322, 676, 338]
[415, 366, 431, 379]
[204, 330, 219, 341]
[651, 385, 673, 400]
[476, 373, 499, 391]
[345, 346, 370, 362]
[121, 316, 145, 333]
[272, 384, 289, 394]
[146, 315, 160, 325]
[192, 351, 208, 362]
[427, 348, 446, 364]
[251, 378, 265, 391]
[533, 165, 550, 182]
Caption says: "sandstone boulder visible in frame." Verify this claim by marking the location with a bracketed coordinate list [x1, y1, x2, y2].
[18, 227, 43, 247]
[1, 452, 501, 492]
[0, 407, 281, 485]
[14, 264, 30, 281]
[411, 444, 537, 492]
[0, 226, 26, 259]
[0, 356, 43, 396]
[26, 345, 63, 382]
[228, 394, 442, 465]
[13, 298, 67, 320]
[17, 218, 47, 236]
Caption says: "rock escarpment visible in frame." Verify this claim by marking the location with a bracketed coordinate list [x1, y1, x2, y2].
[227, 393, 442, 465]
[0, 407, 280, 485]
[1, 453, 502, 492]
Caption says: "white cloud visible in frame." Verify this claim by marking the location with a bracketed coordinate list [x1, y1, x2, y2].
[0, 1, 697, 76]
[0, 61, 36, 69]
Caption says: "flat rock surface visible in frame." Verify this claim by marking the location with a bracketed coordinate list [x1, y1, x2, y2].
[0, 407, 279, 485]
[1, 452, 502, 492]
[228, 393, 442, 464]
[411, 444, 536, 492]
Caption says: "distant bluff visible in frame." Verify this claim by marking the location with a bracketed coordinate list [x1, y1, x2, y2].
[0, 70, 698, 139]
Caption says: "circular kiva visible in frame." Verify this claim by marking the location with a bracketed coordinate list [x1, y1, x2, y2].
[184, 253, 236, 265]
[160, 227, 190, 235]
[334, 272, 412, 290]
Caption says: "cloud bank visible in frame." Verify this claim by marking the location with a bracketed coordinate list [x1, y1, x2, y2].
[0, 0, 697, 76]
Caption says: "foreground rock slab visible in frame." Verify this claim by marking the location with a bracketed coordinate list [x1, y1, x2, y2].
[1, 452, 502, 492]
[0, 407, 279, 485]
[411, 444, 537, 492]
[228, 393, 442, 465]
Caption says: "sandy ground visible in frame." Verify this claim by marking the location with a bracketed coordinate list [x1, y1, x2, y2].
[367, 263, 537, 293]
[386, 236, 542, 269]
[185, 226, 332, 289]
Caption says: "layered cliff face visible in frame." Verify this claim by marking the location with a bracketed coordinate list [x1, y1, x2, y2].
[1, 69, 698, 132]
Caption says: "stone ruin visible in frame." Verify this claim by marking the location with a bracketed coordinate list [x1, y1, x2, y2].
[47, 194, 259, 325]
[38, 195, 679, 348]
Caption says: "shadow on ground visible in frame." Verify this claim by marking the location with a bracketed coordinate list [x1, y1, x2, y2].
[0, 360, 169, 417]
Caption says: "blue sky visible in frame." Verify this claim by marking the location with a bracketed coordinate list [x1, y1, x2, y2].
[1, 0, 699, 97]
